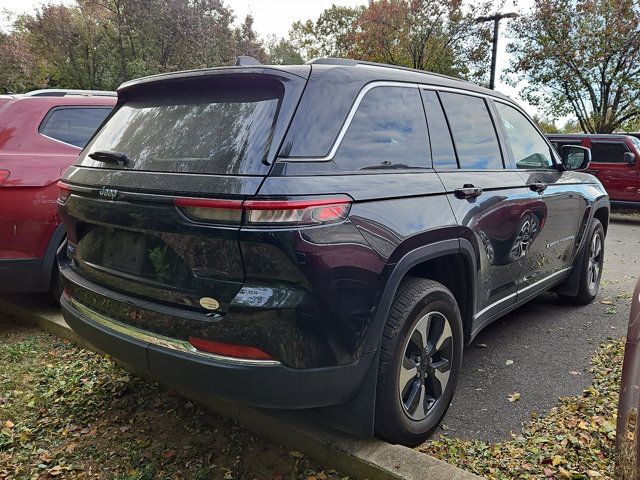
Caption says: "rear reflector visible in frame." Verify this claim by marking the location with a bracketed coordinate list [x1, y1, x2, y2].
[0, 169, 9, 186]
[57, 181, 71, 202]
[187, 337, 273, 361]
[174, 196, 352, 226]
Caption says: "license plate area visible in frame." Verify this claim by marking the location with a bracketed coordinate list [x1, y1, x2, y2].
[101, 229, 146, 276]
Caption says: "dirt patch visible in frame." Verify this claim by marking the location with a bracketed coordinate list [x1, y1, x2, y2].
[0, 317, 345, 480]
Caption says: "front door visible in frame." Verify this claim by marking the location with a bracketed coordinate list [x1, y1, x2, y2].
[492, 101, 586, 291]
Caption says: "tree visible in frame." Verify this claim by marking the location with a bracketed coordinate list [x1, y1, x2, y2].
[289, 5, 363, 59]
[0, 31, 47, 92]
[507, 0, 640, 133]
[266, 36, 304, 65]
[289, 0, 493, 82]
[531, 114, 559, 133]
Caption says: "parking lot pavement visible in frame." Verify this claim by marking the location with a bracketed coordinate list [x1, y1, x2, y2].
[440, 211, 640, 442]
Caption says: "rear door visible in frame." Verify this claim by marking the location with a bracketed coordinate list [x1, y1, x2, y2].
[426, 89, 530, 327]
[60, 70, 308, 314]
[587, 138, 638, 202]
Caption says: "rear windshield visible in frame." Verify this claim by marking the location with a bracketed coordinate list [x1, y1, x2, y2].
[80, 76, 284, 175]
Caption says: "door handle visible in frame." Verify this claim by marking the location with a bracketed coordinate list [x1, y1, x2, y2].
[529, 182, 547, 193]
[454, 185, 483, 199]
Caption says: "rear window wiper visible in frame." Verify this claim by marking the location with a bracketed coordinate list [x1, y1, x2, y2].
[88, 150, 131, 166]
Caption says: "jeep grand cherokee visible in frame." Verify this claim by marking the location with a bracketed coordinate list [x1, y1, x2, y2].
[57, 58, 609, 446]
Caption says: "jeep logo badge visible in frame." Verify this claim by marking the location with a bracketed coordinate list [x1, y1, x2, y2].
[99, 186, 118, 200]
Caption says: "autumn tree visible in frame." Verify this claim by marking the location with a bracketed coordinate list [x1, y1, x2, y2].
[507, 0, 640, 133]
[289, 5, 364, 59]
[348, 0, 493, 80]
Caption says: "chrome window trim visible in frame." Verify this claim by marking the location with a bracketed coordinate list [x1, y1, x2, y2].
[65, 294, 281, 366]
[279, 80, 516, 163]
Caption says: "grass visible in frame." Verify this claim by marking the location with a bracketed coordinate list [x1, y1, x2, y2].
[422, 338, 624, 479]
[0, 317, 345, 480]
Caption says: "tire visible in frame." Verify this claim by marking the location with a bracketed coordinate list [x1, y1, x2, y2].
[375, 277, 464, 446]
[559, 218, 605, 305]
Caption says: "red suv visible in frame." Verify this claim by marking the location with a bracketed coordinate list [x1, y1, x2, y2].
[0, 89, 115, 299]
[548, 134, 640, 206]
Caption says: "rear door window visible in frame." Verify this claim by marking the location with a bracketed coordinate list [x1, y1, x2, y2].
[421, 90, 457, 169]
[439, 92, 503, 170]
[82, 76, 284, 175]
[590, 142, 629, 163]
[40, 107, 112, 148]
[495, 102, 554, 169]
[333, 86, 431, 171]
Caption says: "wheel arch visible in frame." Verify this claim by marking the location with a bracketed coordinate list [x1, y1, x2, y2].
[364, 238, 478, 353]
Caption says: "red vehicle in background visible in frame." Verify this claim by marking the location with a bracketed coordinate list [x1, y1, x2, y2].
[548, 134, 640, 207]
[0, 89, 115, 300]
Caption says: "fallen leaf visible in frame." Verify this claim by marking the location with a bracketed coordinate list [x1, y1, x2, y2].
[543, 468, 554, 477]
[289, 451, 305, 458]
[600, 300, 614, 305]
[508, 392, 521, 402]
[162, 449, 176, 460]
[4, 420, 14, 429]
[505, 360, 514, 366]
[120, 425, 130, 432]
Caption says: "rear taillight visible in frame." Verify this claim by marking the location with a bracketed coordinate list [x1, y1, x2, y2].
[57, 181, 71, 203]
[0, 169, 9, 186]
[187, 337, 273, 361]
[174, 197, 243, 224]
[174, 196, 352, 226]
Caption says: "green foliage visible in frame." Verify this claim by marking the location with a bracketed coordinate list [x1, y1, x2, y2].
[1, 0, 267, 92]
[507, 0, 640, 133]
[266, 36, 304, 65]
[532, 115, 560, 133]
[289, 0, 494, 82]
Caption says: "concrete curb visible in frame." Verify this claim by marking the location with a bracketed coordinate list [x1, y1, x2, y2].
[1, 294, 482, 480]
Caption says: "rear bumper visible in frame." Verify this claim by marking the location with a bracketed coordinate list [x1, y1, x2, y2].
[60, 291, 375, 409]
[0, 258, 46, 293]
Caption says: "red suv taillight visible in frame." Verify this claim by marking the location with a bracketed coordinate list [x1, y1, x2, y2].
[0, 169, 9, 186]
[187, 337, 273, 361]
[175, 196, 352, 226]
[57, 181, 71, 203]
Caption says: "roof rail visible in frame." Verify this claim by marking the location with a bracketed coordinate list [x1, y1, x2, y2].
[24, 89, 117, 97]
[306, 57, 465, 83]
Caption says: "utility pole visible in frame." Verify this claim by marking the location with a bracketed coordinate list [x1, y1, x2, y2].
[475, 12, 518, 90]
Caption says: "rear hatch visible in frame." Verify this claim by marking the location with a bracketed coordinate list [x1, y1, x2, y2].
[59, 67, 309, 313]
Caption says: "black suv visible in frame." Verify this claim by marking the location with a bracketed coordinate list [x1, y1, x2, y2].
[57, 58, 609, 446]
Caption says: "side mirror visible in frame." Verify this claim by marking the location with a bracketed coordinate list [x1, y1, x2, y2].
[560, 145, 591, 171]
[624, 151, 636, 166]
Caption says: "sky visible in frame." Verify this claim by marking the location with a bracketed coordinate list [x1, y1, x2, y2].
[0, 0, 536, 114]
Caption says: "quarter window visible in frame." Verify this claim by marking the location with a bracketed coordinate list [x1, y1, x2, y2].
[421, 90, 457, 169]
[333, 86, 431, 171]
[40, 107, 112, 148]
[590, 142, 629, 163]
[439, 92, 503, 170]
[495, 102, 553, 169]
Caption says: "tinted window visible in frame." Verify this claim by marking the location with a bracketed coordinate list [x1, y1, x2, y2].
[495, 102, 553, 169]
[422, 90, 457, 169]
[82, 77, 282, 175]
[333, 86, 430, 171]
[591, 142, 629, 163]
[439, 93, 502, 169]
[40, 107, 111, 148]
